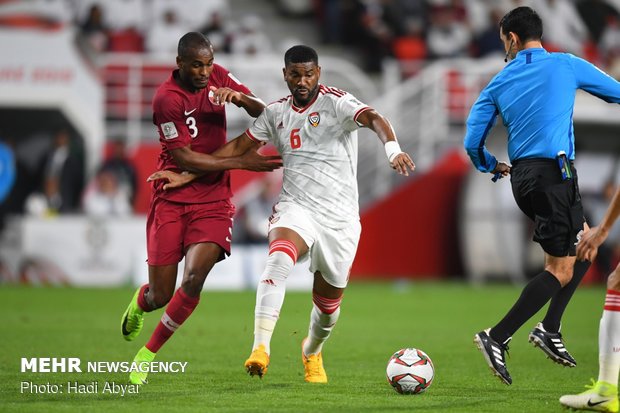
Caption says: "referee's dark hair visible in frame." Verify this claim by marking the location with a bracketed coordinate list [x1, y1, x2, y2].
[499, 6, 543, 43]
[284, 45, 319, 66]
[178, 32, 212, 58]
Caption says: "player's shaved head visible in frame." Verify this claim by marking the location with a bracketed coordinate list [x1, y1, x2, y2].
[284, 45, 318, 66]
[178, 32, 213, 58]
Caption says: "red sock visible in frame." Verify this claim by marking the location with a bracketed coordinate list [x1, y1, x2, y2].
[145, 288, 200, 353]
[136, 284, 151, 312]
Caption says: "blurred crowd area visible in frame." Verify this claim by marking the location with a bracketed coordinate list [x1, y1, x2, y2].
[313, 0, 620, 75]
[0, 0, 618, 74]
[0, 0, 619, 251]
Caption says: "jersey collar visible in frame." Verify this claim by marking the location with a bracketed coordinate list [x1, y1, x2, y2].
[516, 47, 547, 58]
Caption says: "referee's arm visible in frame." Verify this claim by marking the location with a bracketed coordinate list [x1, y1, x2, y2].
[570, 55, 620, 103]
[464, 89, 499, 173]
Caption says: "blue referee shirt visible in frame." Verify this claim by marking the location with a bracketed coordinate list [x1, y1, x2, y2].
[463, 48, 620, 173]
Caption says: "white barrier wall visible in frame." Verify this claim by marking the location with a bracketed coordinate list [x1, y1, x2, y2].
[0, 216, 312, 290]
[0, 27, 104, 173]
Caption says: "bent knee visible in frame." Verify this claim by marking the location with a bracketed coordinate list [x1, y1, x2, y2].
[546, 267, 573, 287]
[181, 271, 208, 296]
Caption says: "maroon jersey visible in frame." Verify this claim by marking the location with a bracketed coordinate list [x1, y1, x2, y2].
[152, 64, 252, 204]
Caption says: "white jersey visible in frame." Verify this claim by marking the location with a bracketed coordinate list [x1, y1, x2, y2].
[247, 84, 371, 229]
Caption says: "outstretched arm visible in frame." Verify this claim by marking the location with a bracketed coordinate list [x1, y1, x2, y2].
[355, 109, 415, 176]
[212, 132, 261, 157]
[209, 86, 266, 118]
[149, 133, 280, 190]
[577, 187, 620, 261]
[169, 131, 280, 173]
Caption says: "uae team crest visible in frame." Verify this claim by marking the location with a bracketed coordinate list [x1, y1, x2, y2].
[308, 112, 320, 127]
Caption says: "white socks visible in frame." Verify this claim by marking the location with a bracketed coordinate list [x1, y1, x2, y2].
[303, 304, 341, 356]
[598, 290, 620, 385]
[252, 241, 297, 354]
[303, 293, 342, 356]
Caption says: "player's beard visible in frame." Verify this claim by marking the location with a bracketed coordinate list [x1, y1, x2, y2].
[293, 85, 318, 107]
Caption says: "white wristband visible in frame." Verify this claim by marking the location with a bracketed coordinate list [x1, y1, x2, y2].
[384, 141, 403, 163]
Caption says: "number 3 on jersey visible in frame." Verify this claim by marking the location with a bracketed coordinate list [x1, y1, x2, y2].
[186, 116, 198, 138]
[290, 128, 302, 149]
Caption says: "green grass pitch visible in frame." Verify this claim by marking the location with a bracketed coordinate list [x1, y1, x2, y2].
[0, 282, 607, 412]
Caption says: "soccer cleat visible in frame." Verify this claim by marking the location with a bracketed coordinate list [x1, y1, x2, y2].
[528, 322, 576, 367]
[474, 328, 512, 385]
[302, 338, 327, 383]
[559, 380, 619, 412]
[244, 345, 270, 378]
[128, 346, 155, 385]
[121, 286, 145, 341]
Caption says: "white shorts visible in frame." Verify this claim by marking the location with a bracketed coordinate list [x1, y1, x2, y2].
[269, 201, 361, 288]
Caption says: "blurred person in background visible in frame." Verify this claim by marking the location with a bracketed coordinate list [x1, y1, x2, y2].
[426, 5, 472, 58]
[238, 176, 280, 244]
[199, 10, 230, 53]
[99, 138, 137, 206]
[146, 9, 187, 56]
[576, 0, 619, 46]
[560, 186, 620, 412]
[600, 14, 620, 78]
[25, 128, 84, 216]
[230, 15, 272, 56]
[118, 32, 281, 386]
[77, 3, 108, 54]
[535, 0, 589, 55]
[474, 7, 506, 57]
[82, 168, 132, 217]
[391, 17, 427, 63]
[464, 6, 620, 386]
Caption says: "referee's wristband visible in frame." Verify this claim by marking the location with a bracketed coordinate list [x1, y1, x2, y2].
[384, 141, 403, 163]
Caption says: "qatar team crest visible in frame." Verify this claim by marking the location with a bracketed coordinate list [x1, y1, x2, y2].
[308, 111, 320, 127]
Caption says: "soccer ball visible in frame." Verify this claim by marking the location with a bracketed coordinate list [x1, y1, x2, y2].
[386, 348, 434, 394]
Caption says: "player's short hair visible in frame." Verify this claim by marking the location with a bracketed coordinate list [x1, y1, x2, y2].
[178, 32, 213, 58]
[284, 45, 319, 66]
[499, 6, 543, 42]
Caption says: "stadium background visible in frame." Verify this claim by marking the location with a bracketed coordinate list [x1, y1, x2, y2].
[1, 0, 619, 287]
[0, 0, 619, 411]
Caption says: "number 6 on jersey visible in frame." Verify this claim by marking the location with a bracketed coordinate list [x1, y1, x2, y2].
[290, 128, 302, 149]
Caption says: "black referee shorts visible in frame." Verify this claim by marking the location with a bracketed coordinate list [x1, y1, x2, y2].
[510, 158, 585, 257]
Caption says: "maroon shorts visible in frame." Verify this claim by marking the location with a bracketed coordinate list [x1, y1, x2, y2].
[146, 197, 235, 266]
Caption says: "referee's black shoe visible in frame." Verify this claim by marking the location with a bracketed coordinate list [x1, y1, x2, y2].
[474, 329, 512, 385]
[528, 322, 576, 367]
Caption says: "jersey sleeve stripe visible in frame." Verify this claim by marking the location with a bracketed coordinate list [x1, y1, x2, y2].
[245, 129, 261, 142]
[353, 106, 372, 123]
